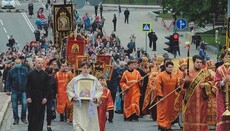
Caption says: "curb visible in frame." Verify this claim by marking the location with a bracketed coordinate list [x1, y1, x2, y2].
[102, 4, 162, 10]
[0, 8, 25, 13]
[0, 95, 11, 127]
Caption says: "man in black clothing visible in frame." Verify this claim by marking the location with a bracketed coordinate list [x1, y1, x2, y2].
[106, 68, 118, 123]
[26, 58, 50, 131]
[94, 5, 98, 16]
[99, 3, 103, 18]
[2, 61, 12, 92]
[124, 8, 130, 24]
[28, 2, 33, 18]
[34, 29, 40, 42]
[45, 67, 57, 131]
[112, 14, 117, 31]
[148, 30, 158, 51]
[8, 35, 15, 49]
[136, 60, 149, 117]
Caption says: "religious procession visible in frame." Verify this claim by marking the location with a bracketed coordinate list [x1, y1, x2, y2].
[0, 0, 230, 131]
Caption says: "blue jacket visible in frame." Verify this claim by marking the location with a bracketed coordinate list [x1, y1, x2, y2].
[6, 66, 29, 92]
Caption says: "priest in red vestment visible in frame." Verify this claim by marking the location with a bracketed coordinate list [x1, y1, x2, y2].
[183, 55, 211, 131]
[215, 50, 230, 131]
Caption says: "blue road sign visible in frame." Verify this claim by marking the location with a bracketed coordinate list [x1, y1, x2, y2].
[176, 18, 187, 30]
[142, 23, 151, 32]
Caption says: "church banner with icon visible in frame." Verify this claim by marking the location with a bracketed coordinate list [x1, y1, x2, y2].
[66, 37, 85, 65]
[103, 65, 113, 80]
[75, 55, 89, 70]
[96, 55, 112, 65]
[53, 4, 73, 52]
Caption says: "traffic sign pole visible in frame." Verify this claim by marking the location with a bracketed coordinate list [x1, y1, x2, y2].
[141, 22, 152, 52]
[145, 32, 147, 52]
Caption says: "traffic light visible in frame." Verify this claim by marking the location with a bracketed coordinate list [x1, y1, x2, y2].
[164, 33, 180, 58]
[172, 33, 179, 45]
[164, 35, 173, 53]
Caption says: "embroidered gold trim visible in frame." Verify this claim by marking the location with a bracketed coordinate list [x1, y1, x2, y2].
[216, 120, 230, 125]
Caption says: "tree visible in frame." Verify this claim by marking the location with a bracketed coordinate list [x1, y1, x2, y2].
[163, 0, 227, 27]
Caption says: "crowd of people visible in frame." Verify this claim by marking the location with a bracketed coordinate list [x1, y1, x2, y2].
[0, 1, 230, 131]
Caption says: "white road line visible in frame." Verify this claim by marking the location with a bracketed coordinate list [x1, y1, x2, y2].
[39, 0, 46, 8]
[3, 27, 7, 33]
[15, 0, 21, 5]
[7, 35, 10, 39]
[21, 12, 35, 32]
[0, 20, 3, 25]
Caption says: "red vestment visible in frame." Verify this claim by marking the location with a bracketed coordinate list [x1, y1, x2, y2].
[207, 69, 217, 126]
[142, 70, 159, 117]
[215, 65, 230, 131]
[55, 71, 69, 113]
[120, 69, 142, 118]
[183, 69, 210, 131]
[155, 71, 178, 129]
[97, 87, 114, 131]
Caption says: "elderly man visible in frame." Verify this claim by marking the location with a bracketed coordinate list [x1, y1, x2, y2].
[26, 58, 50, 131]
[6, 58, 29, 125]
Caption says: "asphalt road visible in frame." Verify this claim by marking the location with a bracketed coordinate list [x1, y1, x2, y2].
[0, 0, 217, 60]
[0, 104, 182, 131]
[0, 1, 218, 130]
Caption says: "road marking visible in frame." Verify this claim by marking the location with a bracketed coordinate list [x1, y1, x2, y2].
[7, 35, 10, 39]
[21, 12, 35, 32]
[3, 27, 7, 33]
[39, 0, 46, 8]
[0, 20, 3, 25]
[15, 0, 21, 5]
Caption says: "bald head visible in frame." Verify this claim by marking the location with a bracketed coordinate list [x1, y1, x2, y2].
[35, 58, 43, 70]
[119, 61, 126, 68]
[15, 58, 21, 64]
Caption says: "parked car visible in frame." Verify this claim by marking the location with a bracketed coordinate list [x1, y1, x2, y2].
[1, 0, 16, 9]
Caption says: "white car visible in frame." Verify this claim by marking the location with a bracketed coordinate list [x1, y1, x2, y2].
[1, 0, 16, 9]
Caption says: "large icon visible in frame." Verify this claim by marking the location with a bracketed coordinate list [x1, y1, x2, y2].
[88, 0, 102, 6]
[73, 0, 85, 9]
[176, 18, 187, 30]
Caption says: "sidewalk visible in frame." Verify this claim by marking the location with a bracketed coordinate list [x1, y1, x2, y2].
[0, 92, 11, 127]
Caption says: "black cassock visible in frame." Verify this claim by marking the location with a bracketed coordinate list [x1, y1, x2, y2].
[26, 69, 50, 131]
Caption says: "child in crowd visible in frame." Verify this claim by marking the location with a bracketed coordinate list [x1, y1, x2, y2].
[97, 75, 114, 131]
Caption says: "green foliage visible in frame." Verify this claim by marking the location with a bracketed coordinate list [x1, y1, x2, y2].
[161, 0, 227, 27]
[102, 0, 157, 4]
[158, 13, 173, 18]
[199, 34, 226, 46]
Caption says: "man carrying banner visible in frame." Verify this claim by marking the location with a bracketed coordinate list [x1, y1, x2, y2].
[183, 55, 211, 131]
